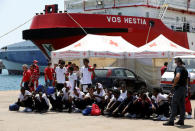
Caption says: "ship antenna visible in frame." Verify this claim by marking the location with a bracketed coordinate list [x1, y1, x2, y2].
[66, 13, 88, 35]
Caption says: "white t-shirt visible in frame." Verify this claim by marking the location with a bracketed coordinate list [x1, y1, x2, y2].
[55, 66, 67, 84]
[119, 90, 127, 101]
[85, 93, 93, 99]
[93, 90, 106, 102]
[71, 91, 85, 100]
[62, 87, 71, 101]
[80, 66, 92, 84]
[18, 90, 32, 101]
[156, 93, 168, 103]
[35, 93, 50, 106]
[68, 73, 77, 91]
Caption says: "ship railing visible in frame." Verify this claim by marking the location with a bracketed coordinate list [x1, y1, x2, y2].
[162, 19, 195, 33]
[65, 0, 195, 12]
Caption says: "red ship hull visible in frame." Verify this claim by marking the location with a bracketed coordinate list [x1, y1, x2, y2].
[23, 13, 189, 58]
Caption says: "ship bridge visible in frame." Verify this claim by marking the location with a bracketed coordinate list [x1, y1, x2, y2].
[65, 0, 195, 33]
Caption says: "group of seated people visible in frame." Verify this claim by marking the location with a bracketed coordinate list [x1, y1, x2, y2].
[12, 81, 174, 121]
[10, 58, 192, 121]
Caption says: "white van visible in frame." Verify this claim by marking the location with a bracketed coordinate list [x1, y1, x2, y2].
[160, 55, 195, 96]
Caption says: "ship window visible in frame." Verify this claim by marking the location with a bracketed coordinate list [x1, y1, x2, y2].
[118, 12, 122, 16]
[42, 44, 54, 57]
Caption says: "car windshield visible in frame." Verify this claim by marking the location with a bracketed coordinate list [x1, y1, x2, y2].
[94, 69, 111, 77]
[167, 58, 195, 72]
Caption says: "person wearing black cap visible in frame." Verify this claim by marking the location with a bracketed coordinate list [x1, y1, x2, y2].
[164, 58, 188, 126]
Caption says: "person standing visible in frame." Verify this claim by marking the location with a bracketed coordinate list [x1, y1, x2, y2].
[20, 64, 31, 91]
[163, 58, 188, 126]
[160, 62, 168, 76]
[44, 62, 54, 87]
[68, 66, 77, 91]
[55, 61, 67, 91]
[80, 58, 94, 94]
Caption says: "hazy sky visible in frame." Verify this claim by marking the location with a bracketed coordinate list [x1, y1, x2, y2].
[0, 0, 65, 48]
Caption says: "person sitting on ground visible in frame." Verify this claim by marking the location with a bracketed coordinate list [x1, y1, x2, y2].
[105, 89, 123, 115]
[48, 91, 62, 111]
[71, 87, 85, 111]
[133, 93, 153, 119]
[16, 87, 33, 112]
[112, 90, 135, 117]
[84, 87, 95, 106]
[119, 83, 127, 101]
[68, 66, 77, 91]
[153, 88, 169, 121]
[20, 64, 31, 91]
[93, 83, 106, 112]
[34, 92, 50, 113]
[104, 89, 114, 106]
[55, 60, 67, 91]
[61, 86, 72, 113]
[44, 62, 54, 87]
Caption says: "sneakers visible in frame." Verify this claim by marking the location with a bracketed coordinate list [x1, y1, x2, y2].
[131, 114, 136, 118]
[175, 120, 184, 126]
[23, 108, 32, 112]
[160, 116, 168, 121]
[157, 115, 163, 120]
[186, 114, 192, 119]
[163, 121, 174, 126]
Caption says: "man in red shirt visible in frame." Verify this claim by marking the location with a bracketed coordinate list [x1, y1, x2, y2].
[33, 60, 40, 77]
[29, 65, 39, 91]
[160, 62, 168, 76]
[44, 62, 54, 87]
[20, 64, 31, 91]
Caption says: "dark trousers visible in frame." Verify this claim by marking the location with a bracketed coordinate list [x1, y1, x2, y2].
[62, 100, 72, 110]
[134, 102, 152, 117]
[17, 97, 33, 109]
[96, 101, 106, 111]
[156, 102, 170, 117]
[34, 99, 49, 112]
[74, 99, 86, 110]
[48, 95, 63, 110]
[109, 101, 121, 113]
[170, 86, 186, 122]
[85, 98, 94, 106]
[24, 82, 30, 91]
[56, 83, 64, 91]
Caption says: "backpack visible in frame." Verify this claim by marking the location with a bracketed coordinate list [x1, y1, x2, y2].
[91, 104, 101, 116]
[82, 107, 92, 116]
[46, 86, 55, 95]
[9, 103, 20, 111]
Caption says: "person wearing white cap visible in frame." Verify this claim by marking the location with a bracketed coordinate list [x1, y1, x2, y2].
[93, 83, 106, 111]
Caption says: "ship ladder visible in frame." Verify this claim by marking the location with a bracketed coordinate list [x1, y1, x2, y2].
[158, 0, 169, 20]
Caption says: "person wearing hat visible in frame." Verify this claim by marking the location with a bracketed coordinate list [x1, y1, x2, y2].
[93, 83, 106, 111]
[164, 58, 188, 126]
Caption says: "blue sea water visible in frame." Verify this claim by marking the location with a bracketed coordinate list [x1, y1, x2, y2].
[0, 69, 45, 91]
